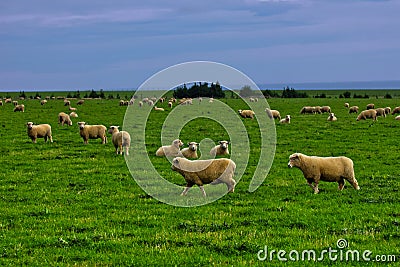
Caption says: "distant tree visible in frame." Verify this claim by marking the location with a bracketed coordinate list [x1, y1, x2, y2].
[239, 85, 253, 97]
[339, 94, 344, 98]
[89, 89, 98, 98]
[108, 94, 114, 99]
[173, 82, 224, 99]
[263, 89, 280, 98]
[281, 86, 308, 98]
[66, 92, 72, 98]
[343, 91, 351, 98]
[19, 91, 26, 99]
[116, 93, 120, 99]
[99, 89, 105, 99]
[384, 93, 392, 99]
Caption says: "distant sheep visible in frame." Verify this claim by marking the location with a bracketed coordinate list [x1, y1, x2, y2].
[327, 113, 337, 121]
[4, 98, 12, 104]
[280, 115, 291, 124]
[238, 109, 255, 119]
[265, 108, 281, 120]
[357, 109, 377, 121]
[13, 101, 18, 106]
[154, 106, 165, 111]
[171, 157, 236, 197]
[181, 142, 199, 159]
[0, 100, 2, 106]
[155, 139, 184, 157]
[349, 106, 359, 114]
[77, 100, 84, 105]
[209, 98, 214, 103]
[69, 112, 78, 118]
[13, 104, 25, 112]
[375, 108, 386, 118]
[392, 106, 400, 115]
[300, 106, 315, 114]
[77, 122, 107, 144]
[288, 153, 360, 194]
[139, 101, 143, 108]
[148, 100, 154, 106]
[395, 115, 400, 120]
[344, 103, 349, 108]
[366, 103, 375, 110]
[119, 100, 125, 106]
[64, 100, 71, 106]
[210, 141, 230, 157]
[69, 106, 77, 111]
[384, 107, 391, 115]
[40, 100, 47, 105]
[108, 126, 131, 155]
[321, 106, 331, 113]
[58, 112, 72, 126]
[168, 101, 173, 108]
[26, 122, 53, 143]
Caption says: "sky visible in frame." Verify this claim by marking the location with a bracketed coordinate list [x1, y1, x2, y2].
[0, 0, 399, 91]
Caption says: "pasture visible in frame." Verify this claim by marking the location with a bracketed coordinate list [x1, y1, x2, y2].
[0, 92, 399, 266]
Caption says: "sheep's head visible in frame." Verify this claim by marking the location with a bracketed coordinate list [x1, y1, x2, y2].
[286, 115, 291, 121]
[288, 153, 302, 168]
[77, 122, 86, 129]
[238, 110, 242, 114]
[219, 141, 229, 149]
[171, 157, 181, 171]
[26, 122, 34, 129]
[108, 126, 120, 134]
[173, 139, 184, 148]
[188, 142, 198, 151]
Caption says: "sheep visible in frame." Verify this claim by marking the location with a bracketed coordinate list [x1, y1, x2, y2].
[181, 142, 199, 159]
[119, 100, 125, 106]
[4, 98, 12, 104]
[154, 106, 165, 111]
[391, 106, 400, 115]
[356, 109, 377, 121]
[168, 101, 173, 108]
[279, 115, 291, 124]
[198, 97, 202, 103]
[395, 115, 400, 120]
[300, 106, 315, 114]
[77, 122, 107, 144]
[375, 108, 386, 118]
[64, 100, 71, 106]
[108, 126, 131, 155]
[366, 103, 375, 110]
[288, 153, 360, 194]
[321, 106, 331, 113]
[349, 106, 359, 114]
[77, 100, 84, 105]
[344, 103, 350, 108]
[209, 98, 214, 103]
[314, 106, 322, 114]
[265, 108, 281, 120]
[139, 101, 143, 108]
[171, 157, 236, 197]
[327, 113, 337, 121]
[58, 112, 73, 126]
[69, 112, 78, 118]
[238, 109, 255, 119]
[249, 97, 255, 102]
[142, 97, 149, 103]
[12, 101, 18, 106]
[40, 100, 47, 105]
[26, 122, 53, 143]
[384, 107, 391, 115]
[13, 104, 25, 112]
[155, 139, 184, 157]
[0, 100, 2, 106]
[148, 100, 154, 106]
[210, 141, 230, 157]
[69, 106, 77, 111]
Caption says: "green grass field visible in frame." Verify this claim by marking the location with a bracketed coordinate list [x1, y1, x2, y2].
[0, 92, 399, 266]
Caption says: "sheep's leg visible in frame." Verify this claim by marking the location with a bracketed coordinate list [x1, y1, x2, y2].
[119, 144, 123, 155]
[199, 186, 207, 197]
[313, 182, 319, 194]
[181, 186, 191, 196]
[338, 179, 345, 191]
[348, 177, 360, 190]
[125, 147, 129, 156]
[49, 135, 53, 143]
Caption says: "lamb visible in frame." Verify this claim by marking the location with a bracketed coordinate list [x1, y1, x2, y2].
[321, 106, 331, 113]
[171, 157, 236, 197]
[77, 122, 107, 144]
[375, 108, 386, 118]
[391, 106, 400, 115]
[154, 106, 165, 111]
[108, 126, 131, 155]
[13, 104, 25, 112]
[26, 122, 53, 143]
[40, 100, 47, 105]
[288, 153, 360, 194]
[155, 139, 184, 157]
[349, 106, 359, 114]
[327, 113, 337, 121]
[181, 142, 199, 159]
[238, 109, 255, 119]
[265, 108, 281, 120]
[210, 141, 230, 157]
[69, 112, 78, 118]
[58, 112, 73, 126]
[77, 100, 84, 105]
[279, 115, 291, 124]
[344, 103, 349, 108]
[366, 103, 375, 110]
[357, 109, 377, 121]
[384, 107, 391, 115]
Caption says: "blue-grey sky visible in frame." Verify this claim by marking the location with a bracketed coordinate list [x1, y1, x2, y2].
[1, 0, 399, 91]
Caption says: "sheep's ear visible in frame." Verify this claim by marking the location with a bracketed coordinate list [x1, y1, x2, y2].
[187, 143, 190, 146]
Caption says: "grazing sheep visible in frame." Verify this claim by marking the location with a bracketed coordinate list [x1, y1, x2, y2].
[344, 103, 349, 108]
[139, 101, 143, 108]
[265, 108, 281, 120]
[288, 153, 360, 194]
[154, 106, 165, 111]
[77, 122, 107, 144]
[13, 104, 25, 112]
[366, 103, 375, 110]
[168, 101, 173, 108]
[77, 100, 84, 105]
[210, 141, 230, 157]
[155, 139, 184, 157]
[249, 97, 255, 102]
[119, 100, 125, 106]
[321, 106, 331, 113]
[238, 109, 255, 119]
[279, 115, 291, 124]
[108, 126, 131, 155]
[4, 98, 12, 104]
[64, 100, 71, 106]
[26, 122, 53, 143]
[356, 109, 377, 121]
[40, 100, 47, 105]
[395, 115, 400, 120]
[171, 157, 236, 197]
[69, 112, 78, 118]
[69, 106, 77, 111]
[375, 108, 386, 118]
[392, 106, 400, 115]
[384, 107, 391, 115]
[148, 100, 154, 106]
[327, 113, 337, 121]
[314, 106, 322, 114]
[58, 112, 73, 126]
[300, 106, 315, 114]
[349, 106, 359, 114]
[181, 142, 199, 159]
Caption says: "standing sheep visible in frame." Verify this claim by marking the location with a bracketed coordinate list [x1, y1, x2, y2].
[366, 103, 375, 110]
[13, 104, 25, 112]
[155, 139, 184, 157]
[375, 108, 386, 118]
[108, 126, 131, 155]
[77, 100, 85, 105]
[321, 106, 331, 113]
[384, 107, 391, 115]
[265, 108, 281, 120]
[210, 141, 230, 157]
[171, 157, 236, 197]
[168, 101, 173, 108]
[357, 109, 377, 121]
[181, 142, 199, 159]
[279, 115, 291, 124]
[58, 112, 73, 126]
[349, 106, 359, 114]
[395, 115, 400, 120]
[26, 122, 53, 143]
[40, 100, 47, 105]
[327, 113, 337, 121]
[78, 122, 107, 144]
[64, 100, 71, 106]
[0, 100, 2, 106]
[344, 103, 350, 108]
[300, 106, 315, 114]
[288, 153, 360, 194]
[69, 112, 78, 118]
[238, 109, 255, 119]
[391, 106, 400, 115]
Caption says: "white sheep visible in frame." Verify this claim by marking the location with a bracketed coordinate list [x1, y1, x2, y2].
[327, 113, 337, 121]
[238, 109, 255, 119]
[40, 100, 47, 105]
[168, 101, 173, 108]
[209, 98, 214, 103]
[265, 108, 281, 120]
[13, 104, 25, 112]
[366, 103, 375, 110]
[384, 107, 391, 115]
[357, 109, 377, 121]
[395, 115, 400, 120]
[139, 101, 143, 108]
[288, 153, 360, 194]
[154, 106, 165, 111]
[344, 103, 349, 108]
[210, 141, 230, 157]
[321, 106, 331, 113]
[77, 122, 107, 144]
[392, 106, 400, 115]
[69, 106, 77, 111]
[108, 126, 131, 155]
[69, 112, 78, 118]
[349, 106, 359, 114]
[279, 115, 291, 124]
[64, 100, 71, 106]
[26, 122, 53, 143]
[375, 108, 386, 118]
[0, 100, 2, 106]
[181, 142, 199, 159]
[155, 139, 184, 157]
[171, 157, 236, 197]
[148, 100, 154, 106]
[58, 112, 72, 126]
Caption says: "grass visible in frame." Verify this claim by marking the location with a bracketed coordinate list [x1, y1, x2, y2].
[0, 93, 399, 266]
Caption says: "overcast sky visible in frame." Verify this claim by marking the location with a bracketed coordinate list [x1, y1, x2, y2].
[0, 0, 399, 91]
